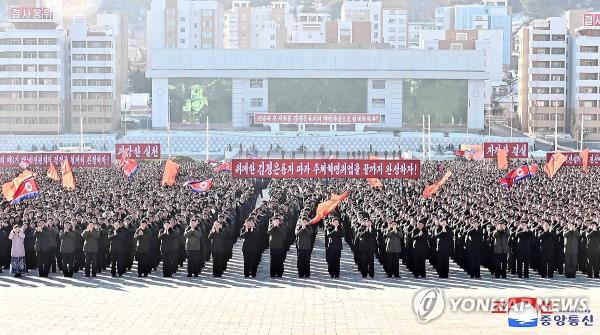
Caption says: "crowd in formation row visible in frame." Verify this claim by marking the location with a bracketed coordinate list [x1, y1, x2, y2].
[1, 160, 599, 280]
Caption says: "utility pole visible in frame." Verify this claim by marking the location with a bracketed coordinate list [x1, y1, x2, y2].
[428, 115, 432, 161]
[554, 98, 558, 151]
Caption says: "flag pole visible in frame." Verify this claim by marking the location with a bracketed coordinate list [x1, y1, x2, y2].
[554, 98, 558, 151]
[428, 114, 431, 161]
[206, 115, 209, 161]
[580, 114, 584, 151]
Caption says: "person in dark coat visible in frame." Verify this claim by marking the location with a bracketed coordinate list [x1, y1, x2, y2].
[493, 222, 510, 279]
[295, 218, 313, 278]
[134, 219, 152, 277]
[357, 219, 376, 278]
[184, 217, 204, 277]
[109, 222, 128, 277]
[465, 221, 483, 278]
[516, 222, 535, 278]
[47, 221, 59, 273]
[586, 222, 600, 278]
[267, 217, 286, 277]
[23, 223, 36, 271]
[564, 223, 580, 278]
[240, 218, 261, 278]
[384, 221, 403, 278]
[81, 222, 100, 277]
[325, 217, 344, 278]
[0, 222, 9, 273]
[412, 220, 429, 278]
[59, 221, 79, 277]
[159, 220, 178, 277]
[209, 221, 227, 277]
[434, 219, 453, 278]
[34, 221, 52, 277]
[538, 222, 556, 278]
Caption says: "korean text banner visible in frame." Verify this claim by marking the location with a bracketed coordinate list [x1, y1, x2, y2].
[483, 142, 529, 159]
[253, 113, 382, 124]
[0, 153, 112, 167]
[232, 159, 421, 179]
[115, 143, 161, 160]
[546, 152, 600, 166]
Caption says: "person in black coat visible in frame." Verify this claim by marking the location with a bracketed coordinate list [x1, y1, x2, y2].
[516, 222, 535, 278]
[0, 222, 10, 272]
[59, 221, 79, 277]
[267, 216, 285, 277]
[434, 219, 453, 278]
[383, 221, 403, 278]
[184, 217, 205, 277]
[108, 222, 128, 277]
[325, 217, 344, 278]
[564, 223, 580, 278]
[412, 221, 429, 278]
[465, 221, 483, 278]
[538, 222, 556, 278]
[357, 219, 377, 278]
[586, 222, 600, 278]
[295, 218, 313, 278]
[240, 218, 261, 278]
[159, 220, 178, 277]
[34, 221, 52, 277]
[23, 223, 36, 271]
[209, 221, 227, 277]
[134, 219, 152, 277]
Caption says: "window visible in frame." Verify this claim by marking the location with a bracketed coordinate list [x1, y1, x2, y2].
[551, 74, 564, 81]
[194, 23, 198, 28]
[532, 34, 550, 41]
[456, 33, 468, 41]
[23, 78, 37, 85]
[88, 80, 111, 86]
[39, 78, 57, 85]
[532, 87, 549, 94]
[73, 67, 86, 74]
[88, 67, 112, 74]
[39, 104, 58, 111]
[23, 104, 37, 112]
[550, 48, 565, 54]
[2, 64, 21, 71]
[180, 17, 185, 22]
[23, 38, 36, 45]
[39, 117, 57, 124]
[250, 98, 263, 108]
[72, 41, 86, 48]
[72, 79, 87, 86]
[551, 61, 565, 68]
[73, 92, 86, 99]
[23, 117, 38, 124]
[550, 87, 564, 94]
[372, 80, 386, 89]
[581, 114, 597, 121]
[532, 48, 550, 54]
[72, 54, 86, 61]
[0, 92, 20, 98]
[39, 91, 57, 98]
[40, 65, 57, 72]
[371, 98, 385, 108]
[181, 27, 185, 32]
[23, 51, 36, 58]
[23, 91, 37, 98]
[249, 79, 263, 88]
[579, 59, 598, 67]
[39, 52, 57, 59]
[532, 74, 549, 81]
[87, 54, 111, 61]
[87, 41, 111, 48]
[532, 61, 550, 68]
[580, 46, 598, 53]
[450, 43, 463, 50]
[579, 100, 598, 108]
[579, 73, 598, 80]
[551, 34, 565, 41]
[579, 87, 598, 94]
[39, 39, 57, 45]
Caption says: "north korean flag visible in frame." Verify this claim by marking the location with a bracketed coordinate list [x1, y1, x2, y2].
[184, 178, 213, 193]
[123, 159, 139, 182]
[499, 164, 538, 189]
[214, 161, 232, 173]
[11, 177, 40, 205]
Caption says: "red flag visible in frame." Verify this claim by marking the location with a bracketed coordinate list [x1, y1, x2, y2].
[497, 148, 508, 170]
[367, 178, 383, 188]
[61, 160, 76, 190]
[161, 160, 180, 186]
[422, 171, 452, 199]
[11, 176, 39, 205]
[580, 148, 590, 174]
[214, 161, 232, 173]
[47, 163, 59, 182]
[544, 152, 567, 179]
[309, 191, 349, 224]
[123, 159, 139, 182]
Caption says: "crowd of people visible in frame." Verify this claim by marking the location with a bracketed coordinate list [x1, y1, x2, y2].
[0, 158, 599, 281]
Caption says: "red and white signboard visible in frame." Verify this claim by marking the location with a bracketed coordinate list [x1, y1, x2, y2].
[0, 153, 111, 168]
[115, 144, 161, 160]
[9, 7, 54, 21]
[583, 13, 600, 27]
[483, 142, 529, 159]
[232, 159, 420, 179]
[546, 152, 600, 166]
[253, 113, 382, 124]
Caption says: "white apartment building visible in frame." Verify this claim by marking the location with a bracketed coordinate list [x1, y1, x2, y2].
[147, 0, 224, 60]
[517, 16, 568, 135]
[340, 0, 407, 49]
[224, 1, 292, 49]
[69, 13, 125, 134]
[287, 12, 331, 44]
[0, 7, 67, 134]
[408, 21, 437, 49]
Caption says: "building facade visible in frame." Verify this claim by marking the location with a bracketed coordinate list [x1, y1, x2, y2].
[0, 7, 67, 134]
[340, 0, 407, 49]
[224, 1, 291, 49]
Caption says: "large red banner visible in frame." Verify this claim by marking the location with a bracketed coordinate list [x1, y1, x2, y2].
[232, 159, 420, 179]
[0, 153, 112, 167]
[253, 113, 382, 124]
[546, 152, 600, 166]
[483, 142, 529, 159]
[583, 13, 600, 27]
[115, 143, 161, 160]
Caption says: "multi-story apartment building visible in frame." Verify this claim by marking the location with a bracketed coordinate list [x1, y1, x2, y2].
[436, 0, 512, 65]
[224, 1, 292, 49]
[287, 12, 331, 44]
[517, 17, 568, 136]
[69, 13, 126, 133]
[0, 7, 67, 134]
[408, 21, 437, 49]
[340, 0, 407, 49]
[147, 0, 224, 55]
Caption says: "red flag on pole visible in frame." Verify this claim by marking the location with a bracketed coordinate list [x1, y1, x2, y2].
[61, 159, 76, 190]
[497, 148, 508, 170]
[2, 171, 34, 201]
[47, 163, 59, 182]
[161, 160, 180, 186]
[580, 148, 590, 174]
[309, 191, 349, 224]
[544, 152, 567, 179]
[422, 171, 453, 199]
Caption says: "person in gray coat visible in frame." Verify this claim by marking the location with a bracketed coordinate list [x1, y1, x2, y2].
[81, 222, 100, 277]
[295, 218, 313, 278]
[564, 223, 580, 278]
[493, 222, 510, 278]
[184, 217, 205, 277]
[384, 221, 403, 278]
[59, 222, 79, 277]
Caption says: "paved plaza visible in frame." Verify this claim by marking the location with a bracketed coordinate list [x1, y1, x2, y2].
[2, 227, 600, 335]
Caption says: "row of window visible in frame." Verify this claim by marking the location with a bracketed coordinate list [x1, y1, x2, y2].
[72, 92, 112, 99]
[0, 117, 58, 125]
[531, 61, 565, 68]
[0, 51, 58, 59]
[579, 100, 600, 108]
[0, 65, 57, 72]
[72, 54, 112, 61]
[0, 91, 58, 98]
[532, 34, 566, 42]
[531, 87, 565, 94]
[532, 113, 565, 121]
[581, 46, 600, 53]
[0, 38, 58, 45]
[72, 105, 112, 112]
[72, 79, 112, 87]
[72, 67, 113, 74]
[72, 117, 113, 124]
[0, 78, 58, 85]
[531, 74, 565, 81]
[72, 41, 112, 48]
[0, 104, 58, 111]
[530, 100, 565, 107]
[531, 47, 565, 55]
